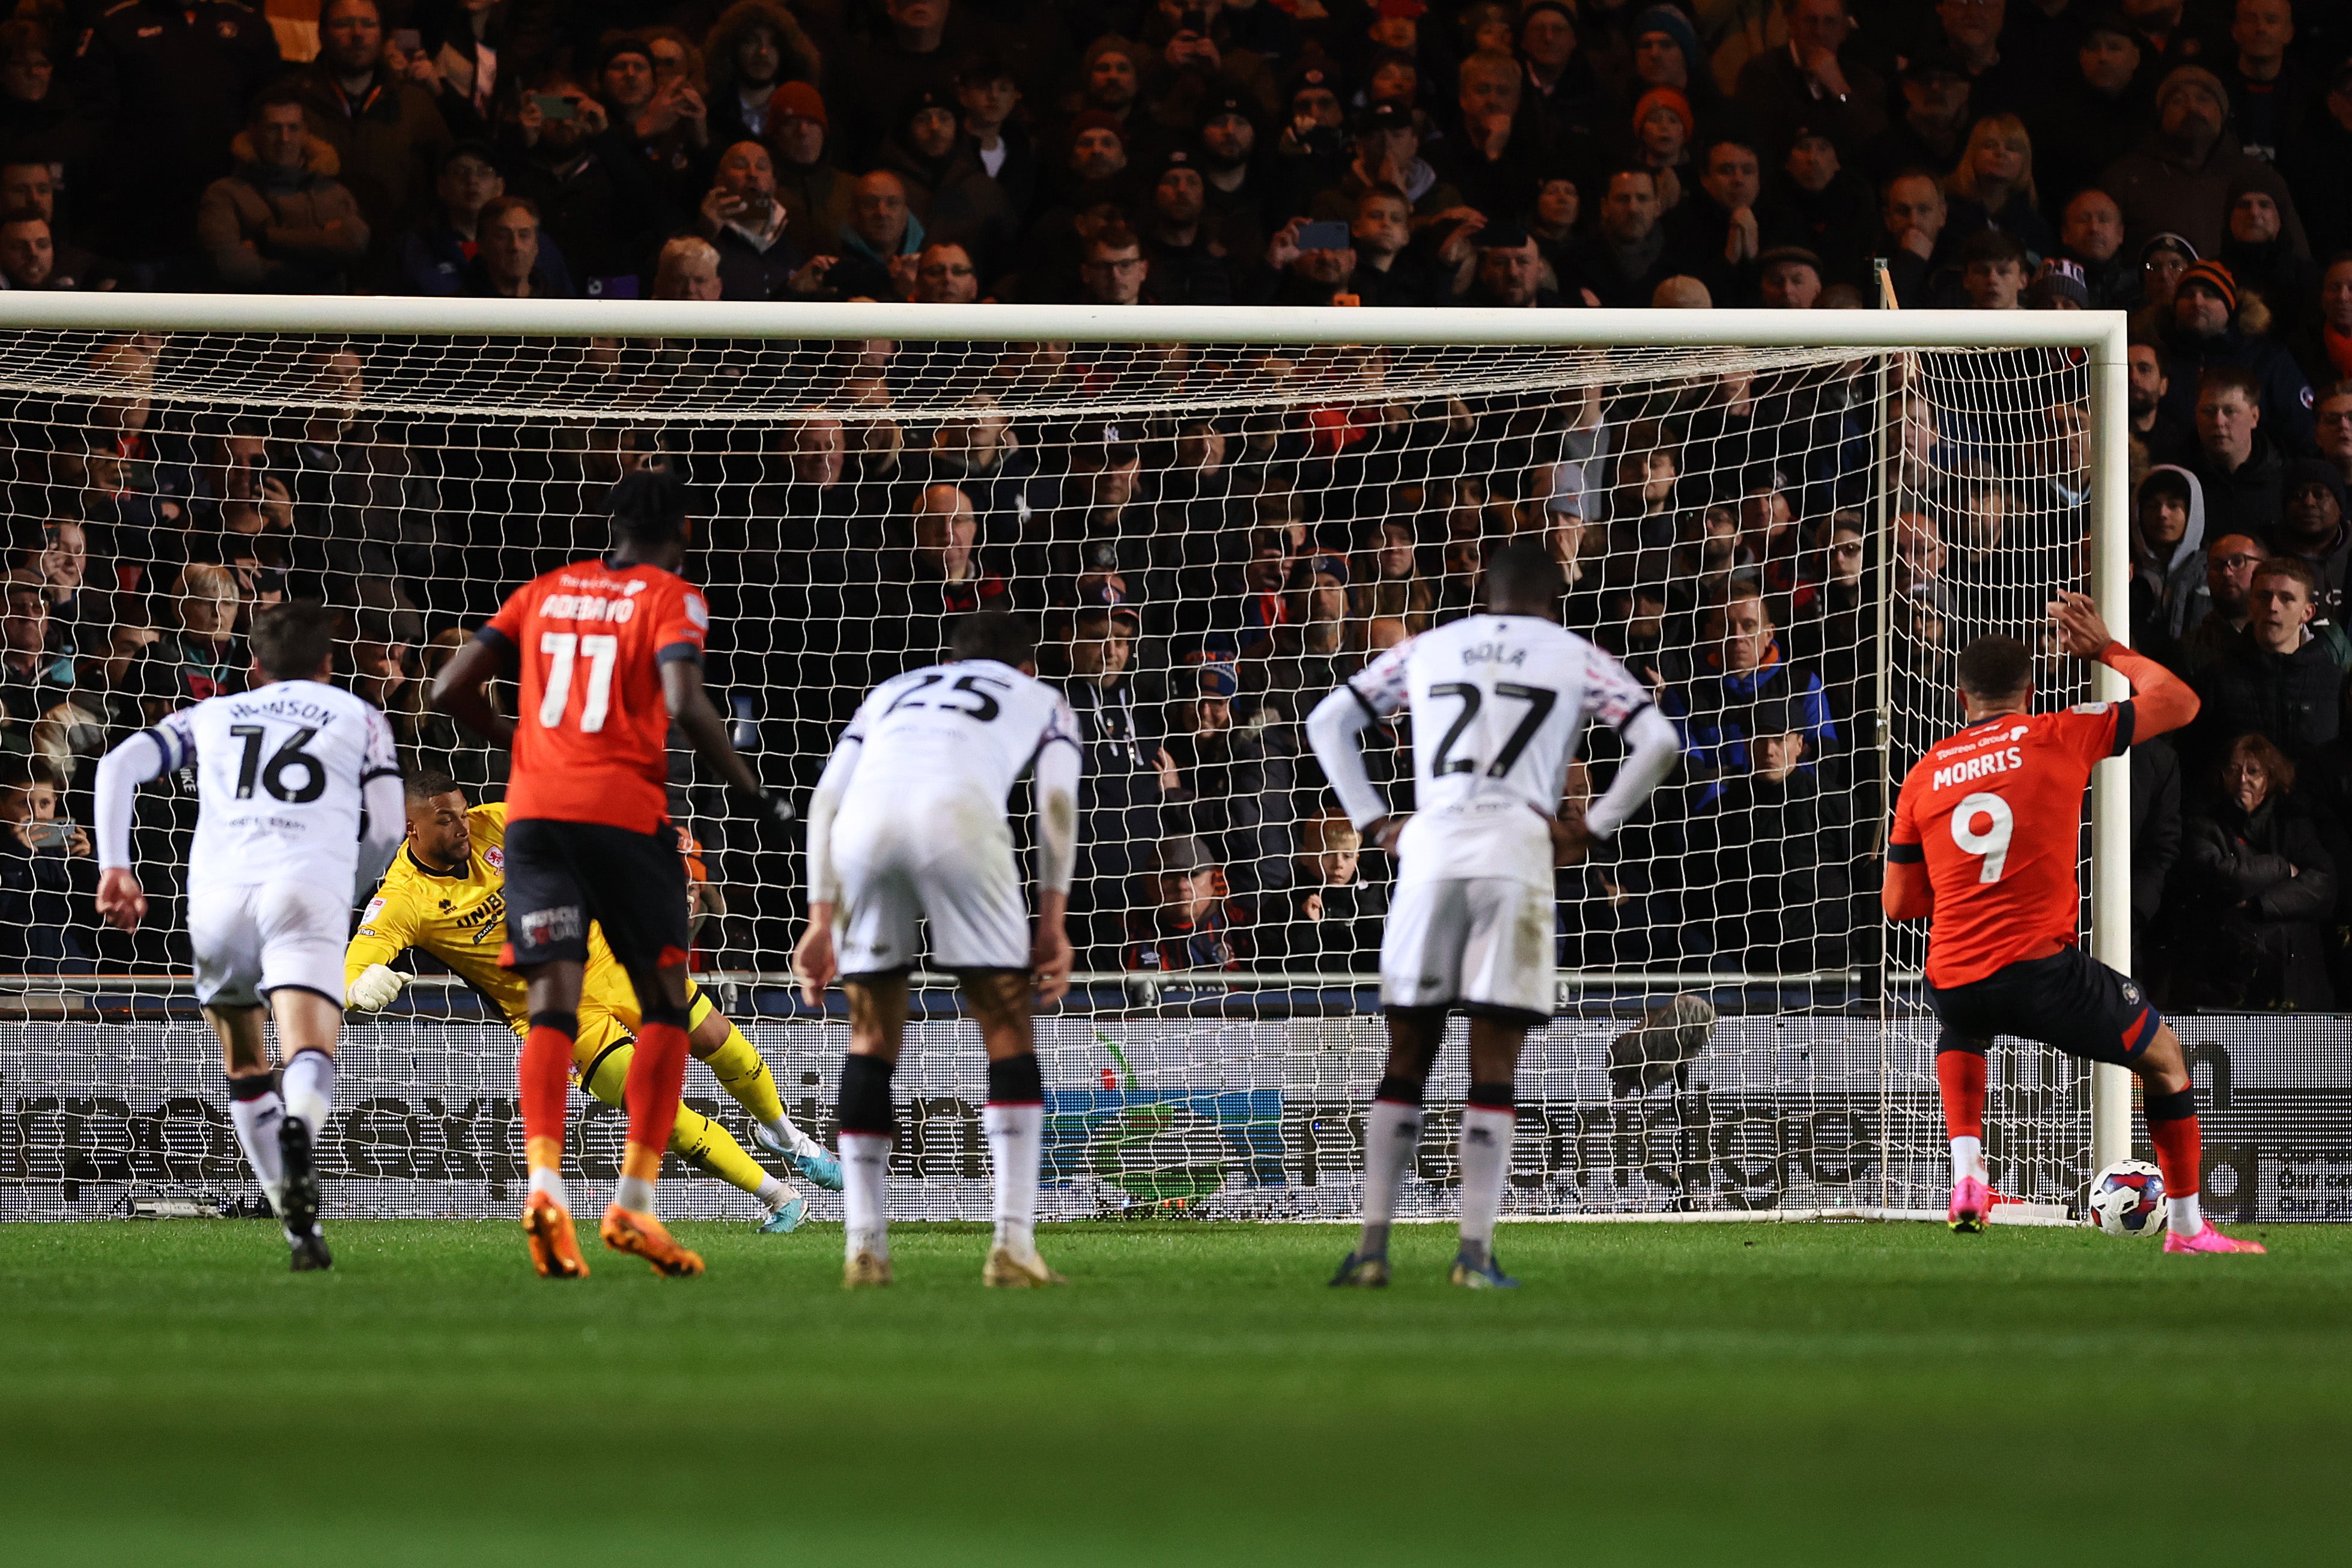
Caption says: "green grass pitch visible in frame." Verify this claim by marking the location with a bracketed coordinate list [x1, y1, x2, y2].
[3, 1218, 2347, 1565]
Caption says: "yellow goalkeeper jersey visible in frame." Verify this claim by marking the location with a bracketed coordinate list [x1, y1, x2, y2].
[346, 802, 665, 1039]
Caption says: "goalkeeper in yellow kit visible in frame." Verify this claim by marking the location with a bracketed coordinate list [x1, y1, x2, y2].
[344, 771, 842, 1231]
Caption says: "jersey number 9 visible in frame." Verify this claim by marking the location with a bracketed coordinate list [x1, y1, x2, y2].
[1951, 791, 2014, 884]
[538, 632, 620, 734]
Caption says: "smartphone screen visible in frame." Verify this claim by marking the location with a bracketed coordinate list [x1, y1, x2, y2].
[1297, 220, 1351, 252]
[391, 29, 422, 53]
[532, 93, 576, 122]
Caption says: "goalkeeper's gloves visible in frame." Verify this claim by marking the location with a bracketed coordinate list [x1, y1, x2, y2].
[345, 963, 407, 1013]
[732, 783, 798, 836]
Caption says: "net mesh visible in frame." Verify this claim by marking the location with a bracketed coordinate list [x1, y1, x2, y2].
[0, 321, 2103, 1221]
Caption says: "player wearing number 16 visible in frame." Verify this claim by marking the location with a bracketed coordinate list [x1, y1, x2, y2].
[91, 604, 406, 1272]
[1885, 593, 2261, 1253]
[430, 467, 797, 1280]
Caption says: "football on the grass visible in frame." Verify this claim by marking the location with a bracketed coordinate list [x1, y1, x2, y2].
[2089, 1160, 2168, 1237]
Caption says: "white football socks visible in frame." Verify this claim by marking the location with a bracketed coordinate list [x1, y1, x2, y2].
[1951, 1134, 1987, 1187]
[1358, 1099, 1422, 1257]
[840, 1131, 892, 1260]
[764, 1116, 824, 1160]
[282, 1051, 337, 1142]
[527, 1165, 570, 1209]
[612, 1174, 657, 1215]
[228, 1086, 287, 1211]
[1457, 1104, 1517, 1264]
[983, 1102, 1043, 1259]
[756, 1174, 796, 1213]
[2169, 1191, 2203, 1236]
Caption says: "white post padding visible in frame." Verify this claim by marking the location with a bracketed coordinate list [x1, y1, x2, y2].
[2086, 318, 2136, 1176]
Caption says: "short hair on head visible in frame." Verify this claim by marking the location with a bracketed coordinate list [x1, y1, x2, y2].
[1485, 536, 1564, 607]
[1086, 221, 1141, 257]
[948, 609, 1034, 666]
[251, 80, 309, 118]
[2198, 366, 2261, 407]
[1297, 809, 1362, 858]
[1956, 633, 2033, 701]
[2251, 555, 2320, 600]
[0, 205, 43, 229]
[1957, 228, 2026, 268]
[248, 602, 340, 683]
[405, 767, 461, 802]
[478, 194, 539, 229]
[607, 464, 689, 542]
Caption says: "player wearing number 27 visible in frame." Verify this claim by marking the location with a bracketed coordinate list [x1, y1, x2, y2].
[430, 467, 798, 1280]
[1307, 543, 1683, 1289]
[1885, 592, 2261, 1253]
[91, 604, 405, 1272]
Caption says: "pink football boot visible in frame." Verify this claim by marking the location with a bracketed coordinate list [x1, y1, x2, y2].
[1948, 1176, 1992, 1233]
[2163, 1224, 2267, 1254]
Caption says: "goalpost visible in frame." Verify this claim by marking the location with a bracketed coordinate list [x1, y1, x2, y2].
[0, 296, 2130, 1224]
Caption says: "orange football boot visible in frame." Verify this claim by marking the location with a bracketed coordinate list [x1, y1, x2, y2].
[522, 1191, 590, 1280]
[600, 1204, 706, 1277]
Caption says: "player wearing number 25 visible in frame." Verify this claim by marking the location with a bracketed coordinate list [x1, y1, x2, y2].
[1885, 592, 2261, 1253]
[431, 467, 796, 1281]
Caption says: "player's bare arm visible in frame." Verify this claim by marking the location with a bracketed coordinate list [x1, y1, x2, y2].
[661, 657, 764, 799]
[1031, 890, 1072, 1004]
[427, 634, 518, 748]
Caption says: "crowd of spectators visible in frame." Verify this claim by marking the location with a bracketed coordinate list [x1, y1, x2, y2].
[0, 0, 2348, 1011]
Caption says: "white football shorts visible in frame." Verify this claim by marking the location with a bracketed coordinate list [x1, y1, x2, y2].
[1379, 877, 1558, 1023]
[187, 878, 352, 1009]
[831, 810, 1030, 974]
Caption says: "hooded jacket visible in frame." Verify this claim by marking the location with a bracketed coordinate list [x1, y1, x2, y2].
[195, 133, 369, 292]
[2132, 464, 2209, 643]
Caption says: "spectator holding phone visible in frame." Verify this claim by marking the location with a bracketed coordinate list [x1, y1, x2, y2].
[0, 755, 94, 974]
[294, 0, 452, 268]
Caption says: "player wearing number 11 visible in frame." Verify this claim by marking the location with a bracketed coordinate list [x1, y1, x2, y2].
[1885, 593, 2261, 1253]
[431, 467, 798, 1280]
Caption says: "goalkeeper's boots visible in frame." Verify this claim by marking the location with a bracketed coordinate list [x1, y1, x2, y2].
[521, 1191, 590, 1280]
[2163, 1223, 2267, 1255]
[843, 1250, 894, 1289]
[982, 1246, 1068, 1287]
[277, 1117, 330, 1271]
[600, 1204, 705, 1277]
[1448, 1251, 1521, 1290]
[756, 1191, 809, 1233]
[1328, 1250, 1390, 1288]
[1948, 1176, 1993, 1234]
[752, 1122, 845, 1191]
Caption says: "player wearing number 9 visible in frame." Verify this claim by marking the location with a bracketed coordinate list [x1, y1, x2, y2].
[1883, 592, 2263, 1253]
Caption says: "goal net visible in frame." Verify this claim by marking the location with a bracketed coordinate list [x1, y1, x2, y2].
[0, 300, 2124, 1224]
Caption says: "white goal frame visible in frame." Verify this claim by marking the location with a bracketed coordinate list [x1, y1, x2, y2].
[0, 294, 2137, 1187]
